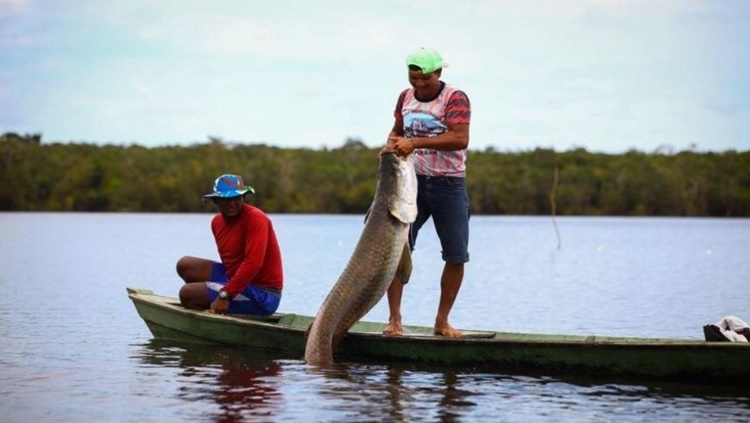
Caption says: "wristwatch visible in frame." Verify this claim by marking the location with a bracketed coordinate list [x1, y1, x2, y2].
[218, 290, 232, 301]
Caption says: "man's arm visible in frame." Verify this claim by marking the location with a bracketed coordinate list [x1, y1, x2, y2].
[222, 213, 269, 296]
[388, 90, 471, 156]
[389, 123, 469, 157]
[383, 118, 405, 151]
[406, 123, 469, 150]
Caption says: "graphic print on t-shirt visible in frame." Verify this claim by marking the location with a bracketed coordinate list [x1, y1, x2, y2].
[404, 111, 446, 139]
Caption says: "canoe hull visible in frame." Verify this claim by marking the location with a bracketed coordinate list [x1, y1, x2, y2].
[128, 288, 750, 382]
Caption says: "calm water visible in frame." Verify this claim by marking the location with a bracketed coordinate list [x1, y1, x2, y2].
[1, 213, 749, 422]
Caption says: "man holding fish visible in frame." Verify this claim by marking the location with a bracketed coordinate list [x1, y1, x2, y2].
[383, 47, 472, 338]
[305, 47, 471, 363]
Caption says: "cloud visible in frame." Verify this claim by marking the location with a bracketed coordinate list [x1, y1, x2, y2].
[703, 99, 740, 116]
[1, 0, 748, 152]
[0, 0, 28, 15]
[0, 0, 35, 46]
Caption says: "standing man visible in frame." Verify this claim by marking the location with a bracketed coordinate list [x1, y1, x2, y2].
[177, 174, 283, 316]
[383, 47, 471, 338]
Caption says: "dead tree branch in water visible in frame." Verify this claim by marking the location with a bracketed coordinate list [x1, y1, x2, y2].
[550, 166, 562, 250]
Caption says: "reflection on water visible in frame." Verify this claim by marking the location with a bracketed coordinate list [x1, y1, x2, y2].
[134, 340, 284, 422]
[301, 363, 482, 421]
[303, 362, 750, 422]
[132, 339, 750, 422]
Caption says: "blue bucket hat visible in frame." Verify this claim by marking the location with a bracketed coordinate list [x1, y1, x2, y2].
[202, 174, 255, 201]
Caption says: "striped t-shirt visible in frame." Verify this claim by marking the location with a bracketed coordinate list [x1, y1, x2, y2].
[394, 83, 471, 177]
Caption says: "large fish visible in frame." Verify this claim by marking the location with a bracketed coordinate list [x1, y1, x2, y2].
[304, 151, 417, 365]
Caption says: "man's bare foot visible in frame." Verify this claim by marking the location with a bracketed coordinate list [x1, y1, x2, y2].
[434, 324, 463, 338]
[382, 320, 403, 336]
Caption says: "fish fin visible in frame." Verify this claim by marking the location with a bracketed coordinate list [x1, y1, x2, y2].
[395, 242, 413, 285]
[389, 201, 417, 224]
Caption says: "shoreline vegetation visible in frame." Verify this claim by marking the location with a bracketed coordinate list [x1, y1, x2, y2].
[2, 132, 748, 216]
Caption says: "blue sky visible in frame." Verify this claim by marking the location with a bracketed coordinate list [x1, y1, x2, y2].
[1, 0, 748, 153]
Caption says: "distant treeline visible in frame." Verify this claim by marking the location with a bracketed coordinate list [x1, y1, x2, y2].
[1, 132, 748, 216]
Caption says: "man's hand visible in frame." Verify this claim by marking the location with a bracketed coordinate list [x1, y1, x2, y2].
[209, 298, 230, 314]
[385, 136, 415, 157]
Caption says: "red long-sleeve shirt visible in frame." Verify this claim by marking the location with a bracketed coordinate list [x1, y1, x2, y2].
[211, 203, 283, 296]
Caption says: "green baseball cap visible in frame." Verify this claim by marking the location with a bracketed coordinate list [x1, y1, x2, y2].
[406, 47, 447, 74]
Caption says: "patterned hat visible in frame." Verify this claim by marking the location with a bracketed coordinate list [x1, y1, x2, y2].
[202, 174, 255, 201]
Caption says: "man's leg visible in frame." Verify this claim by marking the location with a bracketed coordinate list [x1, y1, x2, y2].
[176, 256, 216, 309]
[179, 282, 211, 310]
[382, 276, 405, 336]
[383, 176, 427, 336]
[176, 256, 214, 282]
[429, 177, 469, 338]
[434, 262, 464, 337]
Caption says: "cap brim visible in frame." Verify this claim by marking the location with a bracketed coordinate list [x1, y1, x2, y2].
[202, 187, 254, 202]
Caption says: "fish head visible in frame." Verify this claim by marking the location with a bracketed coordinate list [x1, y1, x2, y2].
[379, 152, 418, 224]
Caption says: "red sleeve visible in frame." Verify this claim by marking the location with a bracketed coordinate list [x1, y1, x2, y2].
[445, 90, 471, 126]
[222, 210, 271, 296]
[393, 89, 408, 120]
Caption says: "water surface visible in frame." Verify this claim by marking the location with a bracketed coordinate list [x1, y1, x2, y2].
[1, 213, 749, 421]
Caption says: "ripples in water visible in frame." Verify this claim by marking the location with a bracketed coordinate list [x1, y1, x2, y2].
[129, 339, 750, 422]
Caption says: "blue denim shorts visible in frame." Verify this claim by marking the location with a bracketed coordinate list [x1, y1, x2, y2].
[410, 175, 470, 264]
[206, 262, 281, 316]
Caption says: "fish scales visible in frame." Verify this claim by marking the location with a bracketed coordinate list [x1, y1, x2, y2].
[304, 152, 417, 364]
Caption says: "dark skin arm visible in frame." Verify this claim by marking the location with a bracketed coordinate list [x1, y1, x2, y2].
[384, 118, 470, 156]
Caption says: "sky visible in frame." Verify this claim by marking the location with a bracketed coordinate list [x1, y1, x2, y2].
[1, 0, 748, 153]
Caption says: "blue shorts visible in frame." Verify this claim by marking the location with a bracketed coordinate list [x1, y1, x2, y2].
[410, 175, 470, 264]
[206, 263, 281, 316]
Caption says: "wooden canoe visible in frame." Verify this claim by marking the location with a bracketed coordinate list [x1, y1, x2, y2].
[127, 287, 750, 383]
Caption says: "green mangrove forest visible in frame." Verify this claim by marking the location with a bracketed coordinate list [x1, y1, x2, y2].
[1, 132, 748, 216]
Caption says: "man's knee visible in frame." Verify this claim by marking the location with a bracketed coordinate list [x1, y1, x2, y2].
[442, 252, 469, 264]
[176, 256, 192, 279]
[179, 283, 208, 309]
[178, 283, 191, 307]
[176, 256, 208, 282]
